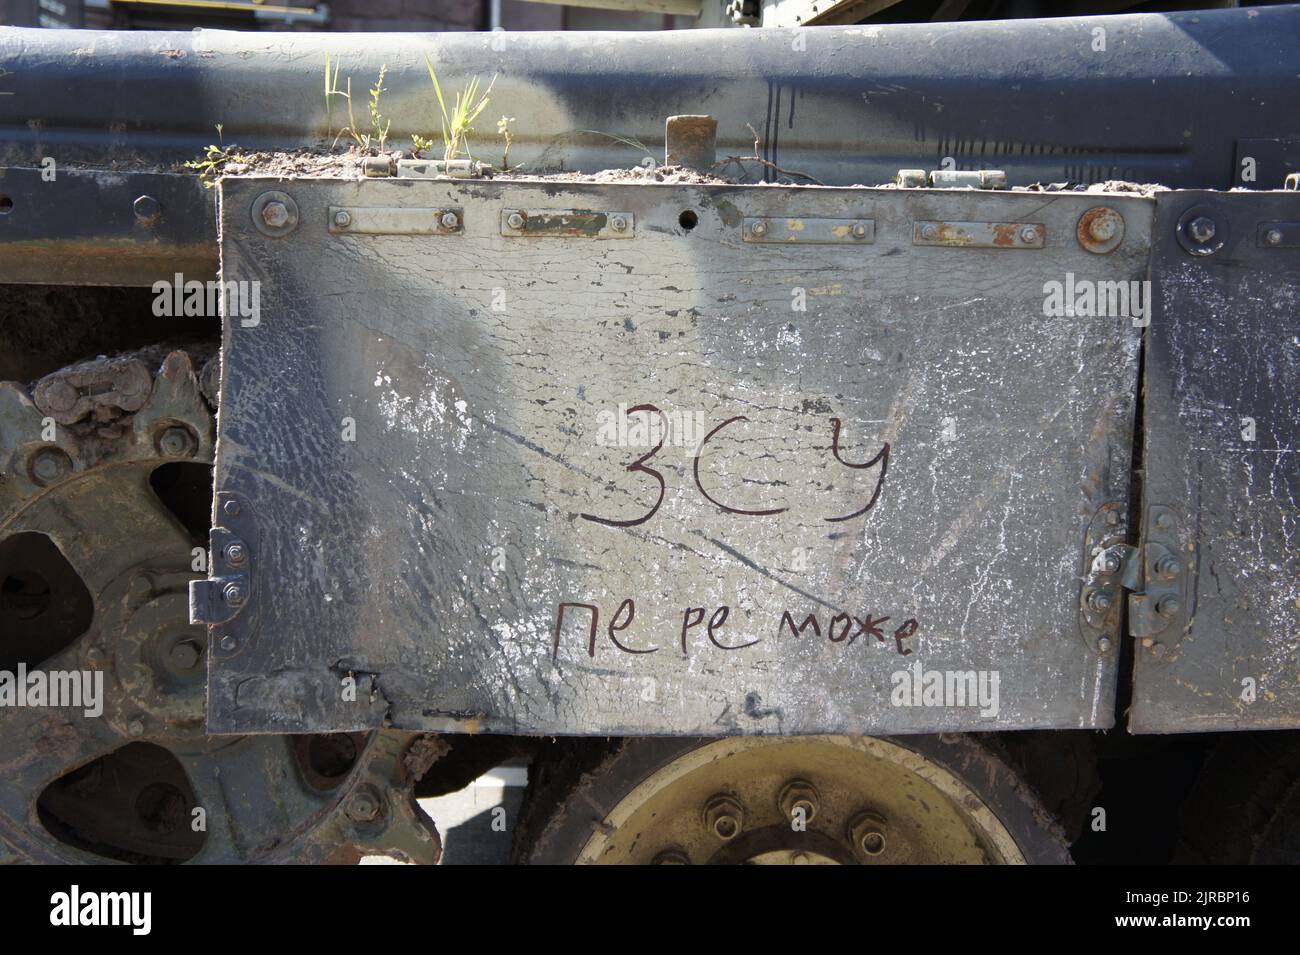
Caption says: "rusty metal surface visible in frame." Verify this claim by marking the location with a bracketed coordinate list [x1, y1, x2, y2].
[207, 176, 1149, 736]
[1130, 191, 1300, 733]
[0, 346, 440, 861]
[664, 115, 718, 172]
[0, 167, 216, 286]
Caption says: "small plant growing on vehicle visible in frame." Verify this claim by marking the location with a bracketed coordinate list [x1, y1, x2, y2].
[325, 56, 391, 153]
[497, 116, 516, 171]
[423, 58, 496, 162]
[185, 124, 246, 188]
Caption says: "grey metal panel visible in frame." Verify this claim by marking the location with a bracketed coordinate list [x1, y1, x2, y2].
[207, 176, 1149, 736]
[1130, 190, 1300, 733]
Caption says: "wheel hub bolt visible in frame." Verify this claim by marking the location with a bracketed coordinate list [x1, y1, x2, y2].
[170, 639, 203, 670]
[848, 810, 888, 858]
[778, 778, 821, 825]
[702, 794, 744, 841]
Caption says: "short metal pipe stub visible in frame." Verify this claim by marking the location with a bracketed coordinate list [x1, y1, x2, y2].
[665, 115, 718, 172]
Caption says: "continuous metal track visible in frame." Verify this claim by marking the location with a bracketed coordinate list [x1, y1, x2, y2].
[0, 347, 440, 863]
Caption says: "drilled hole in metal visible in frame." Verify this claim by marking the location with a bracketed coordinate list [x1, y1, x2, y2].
[37, 742, 204, 864]
[0, 533, 92, 671]
[149, 462, 213, 541]
[0, 195, 12, 214]
[678, 210, 698, 231]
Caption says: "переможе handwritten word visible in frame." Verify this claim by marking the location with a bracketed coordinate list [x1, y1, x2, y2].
[552, 598, 918, 661]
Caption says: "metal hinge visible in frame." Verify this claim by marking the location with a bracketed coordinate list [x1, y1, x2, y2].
[189, 572, 249, 625]
[188, 494, 255, 627]
[1079, 502, 1193, 659]
[1126, 505, 1193, 659]
[1078, 502, 1131, 655]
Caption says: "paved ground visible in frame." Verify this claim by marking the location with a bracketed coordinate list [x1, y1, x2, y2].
[363, 760, 529, 865]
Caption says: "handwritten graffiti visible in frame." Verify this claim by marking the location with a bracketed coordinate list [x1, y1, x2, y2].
[553, 599, 918, 661]
[580, 407, 889, 527]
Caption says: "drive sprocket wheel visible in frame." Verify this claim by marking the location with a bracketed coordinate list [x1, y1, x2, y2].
[0, 347, 439, 864]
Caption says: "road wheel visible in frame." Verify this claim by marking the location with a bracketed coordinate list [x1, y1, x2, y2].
[515, 734, 1071, 864]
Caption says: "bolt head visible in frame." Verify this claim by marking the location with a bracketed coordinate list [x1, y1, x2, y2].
[441, 211, 460, 230]
[1157, 596, 1182, 618]
[1151, 641, 1167, 658]
[1266, 228, 1283, 246]
[158, 425, 197, 457]
[1019, 225, 1039, 244]
[30, 447, 72, 485]
[1098, 636, 1113, 653]
[262, 201, 291, 229]
[702, 794, 744, 841]
[1187, 216, 1217, 244]
[852, 222, 868, 238]
[223, 541, 247, 565]
[219, 634, 238, 652]
[847, 810, 888, 858]
[222, 582, 246, 607]
[332, 209, 352, 229]
[1089, 217, 1117, 242]
[506, 212, 525, 230]
[1087, 590, 1112, 613]
[170, 639, 203, 670]
[127, 719, 145, 738]
[133, 194, 162, 224]
[1102, 552, 1122, 574]
[750, 220, 768, 237]
[609, 214, 629, 233]
[222, 499, 241, 518]
[920, 223, 939, 241]
[346, 786, 382, 823]
[778, 778, 821, 824]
